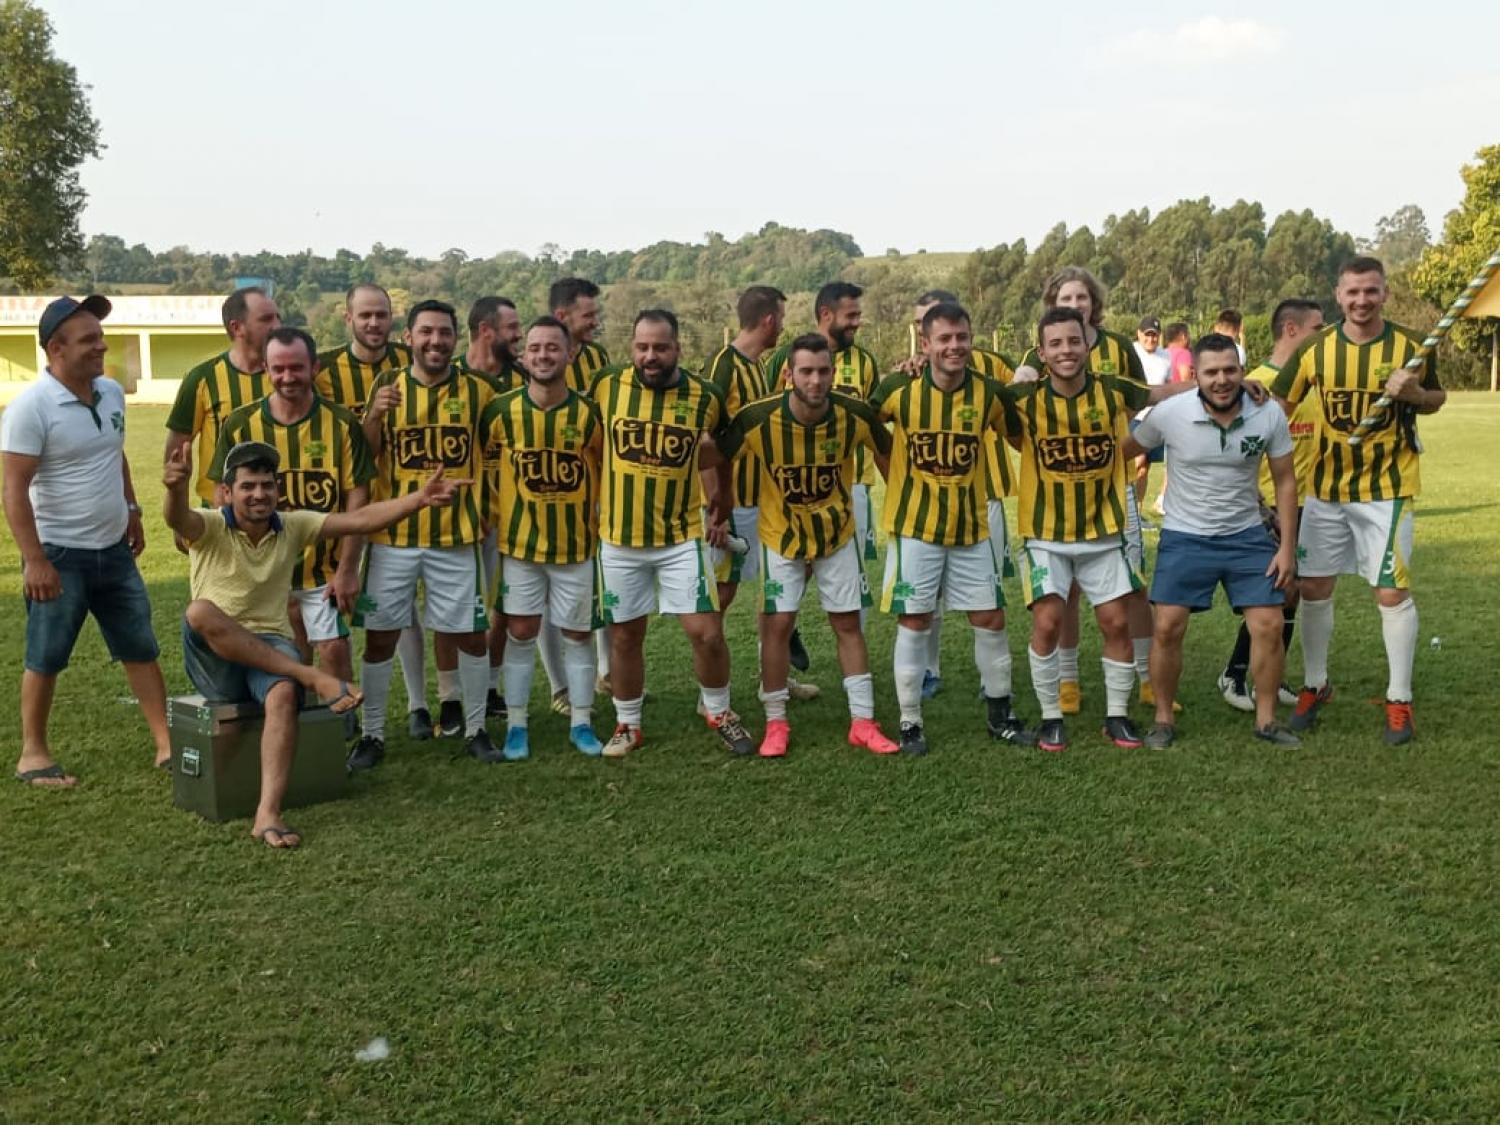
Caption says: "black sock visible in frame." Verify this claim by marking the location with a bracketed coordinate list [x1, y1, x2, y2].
[1282, 604, 1297, 654]
[1225, 622, 1252, 683]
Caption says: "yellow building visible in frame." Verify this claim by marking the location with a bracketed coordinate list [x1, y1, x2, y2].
[0, 294, 228, 405]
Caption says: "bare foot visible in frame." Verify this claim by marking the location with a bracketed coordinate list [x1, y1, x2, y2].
[251, 822, 302, 849]
[310, 671, 363, 714]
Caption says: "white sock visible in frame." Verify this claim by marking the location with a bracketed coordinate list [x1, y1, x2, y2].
[700, 682, 731, 718]
[538, 617, 566, 696]
[1132, 636, 1152, 684]
[360, 656, 395, 740]
[1058, 646, 1079, 683]
[894, 625, 927, 725]
[562, 634, 595, 726]
[926, 614, 943, 676]
[458, 650, 490, 736]
[1103, 657, 1135, 717]
[1380, 598, 1418, 702]
[437, 666, 460, 704]
[614, 694, 643, 729]
[760, 686, 789, 722]
[844, 672, 875, 720]
[1300, 597, 1333, 689]
[502, 633, 537, 728]
[396, 625, 426, 712]
[973, 626, 1012, 698]
[596, 626, 612, 677]
[1028, 646, 1061, 720]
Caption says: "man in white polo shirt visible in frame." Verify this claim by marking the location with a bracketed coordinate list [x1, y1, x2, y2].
[1, 295, 172, 787]
[1123, 333, 1300, 747]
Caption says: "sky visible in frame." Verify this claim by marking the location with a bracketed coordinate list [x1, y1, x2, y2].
[39, 0, 1500, 261]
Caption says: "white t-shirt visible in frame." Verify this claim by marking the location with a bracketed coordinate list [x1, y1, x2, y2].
[1133, 343, 1172, 387]
[0, 371, 129, 549]
[1131, 391, 1292, 537]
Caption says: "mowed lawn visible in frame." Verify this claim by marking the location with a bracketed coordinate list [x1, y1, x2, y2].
[3, 399, 1499, 1122]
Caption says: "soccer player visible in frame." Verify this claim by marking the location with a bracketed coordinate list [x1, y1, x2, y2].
[164, 285, 280, 507]
[1122, 334, 1300, 747]
[480, 316, 604, 760]
[550, 278, 610, 395]
[1271, 257, 1444, 744]
[209, 327, 374, 698]
[872, 301, 1029, 755]
[315, 284, 411, 413]
[719, 334, 898, 757]
[1213, 308, 1248, 365]
[591, 309, 753, 758]
[1218, 297, 1325, 711]
[347, 300, 500, 769]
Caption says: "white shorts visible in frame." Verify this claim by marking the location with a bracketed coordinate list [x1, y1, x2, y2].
[987, 499, 1015, 579]
[1020, 537, 1142, 607]
[356, 543, 489, 634]
[880, 535, 1005, 615]
[598, 539, 718, 623]
[853, 483, 877, 562]
[499, 555, 595, 632]
[481, 527, 500, 602]
[709, 505, 761, 585]
[762, 537, 871, 614]
[1123, 488, 1145, 574]
[1299, 496, 1413, 589]
[291, 585, 347, 644]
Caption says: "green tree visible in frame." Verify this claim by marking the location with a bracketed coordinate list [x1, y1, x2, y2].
[1363, 204, 1431, 269]
[0, 0, 102, 288]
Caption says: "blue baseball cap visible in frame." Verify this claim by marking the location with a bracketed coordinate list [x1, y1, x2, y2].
[38, 295, 112, 348]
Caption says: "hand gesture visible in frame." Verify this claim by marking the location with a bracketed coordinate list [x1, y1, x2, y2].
[163, 445, 192, 490]
[1012, 364, 1041, 384]
[893, 354, 924, 378]
[417, 466, 469, 508]
[367, 382, 402, 420]
[704, 514, 730, 549]
[1243, 380, 1270, 405]
[1266, 544, 1296, 591]
[23, 555, 63, 602]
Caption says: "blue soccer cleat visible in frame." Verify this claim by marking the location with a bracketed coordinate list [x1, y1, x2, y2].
[570, 724, 604, 757]
[502, 726, 530, 762]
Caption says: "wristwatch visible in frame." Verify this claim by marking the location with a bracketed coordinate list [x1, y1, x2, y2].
[127, 502, 142, 514]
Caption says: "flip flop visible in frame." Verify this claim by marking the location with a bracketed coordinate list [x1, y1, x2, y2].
[252, 825, 302, 849]
[157, 758, 172, 772]
[325, 681, 362, 715]
[15, 764, 77, 787]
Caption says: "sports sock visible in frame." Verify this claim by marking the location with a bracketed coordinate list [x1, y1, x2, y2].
[538, 617, 566, 696]
[700, 682, 731, 718]
[1225, 622, 1252, 682]
[926, 614, 943, 676]
[458, 650, 489, 737]
[596, 626, 612, 678]
[1102, 657, 1135, 718]
[490, 660, 502, 692]
[437, 667, 460, 705]
[1300, 597, 1334, 689]
[360, 657, 394, 741]
[1028, 646, 1062, 720]
[561, 634, 595, 726]
[1379, 598, 1418, 702]
[894, 625, 928, 725]
[502, 633, 537, 729]
[760, 686, 789, 722]
[614, 694, 643, 729]
[1058, 646, 1080, 683]
[1132, 636, 1151, 685]
[1282, 603, 1297, 655]
[843, 673, 875, 720]
[973, 626, 1013, 698]
[396, 625, 426, 712]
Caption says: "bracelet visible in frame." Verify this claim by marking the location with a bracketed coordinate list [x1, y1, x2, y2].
[127, 502, 142, 513]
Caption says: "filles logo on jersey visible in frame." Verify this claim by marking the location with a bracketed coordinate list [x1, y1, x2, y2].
[278, 469, 338, 511]
[1036, 434, 1115, 475]
[1323, 389, 1392, 435]
[511, 449, 587, 496]
[771, 464, 842, 506]
[396, 425, 473, 470]
[907, 431, 980, 477]
[612, 418, 696, 469]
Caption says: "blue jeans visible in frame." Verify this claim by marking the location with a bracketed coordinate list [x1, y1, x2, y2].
[181, 621, 302, 705]
[24, 539, 160, 675]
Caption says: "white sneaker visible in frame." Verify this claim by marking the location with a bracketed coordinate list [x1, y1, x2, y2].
[1218, 673, 1255, 713]
[1277, 683, 1298, 706]
[786, 676, 821, 702]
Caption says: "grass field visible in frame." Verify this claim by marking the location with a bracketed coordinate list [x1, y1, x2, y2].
[4, 399, 1499, 1122]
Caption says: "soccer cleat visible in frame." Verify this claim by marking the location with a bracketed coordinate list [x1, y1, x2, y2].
[602, 724, 643, 759]
[921, 670, 943, 700]
[1277, 683, 1298, 706]
[550, 689, 571, 716]
[847, 717, 899, 755]
[899, 722, 929, 756]
[1139, 681, 1183, 714]
[758, 718, 790, 758]
[1288, 683, 1333, 732]
[1143, 722, 1176, 749]
[502, 726, 530, 762]
[346, 735, 385, 772]
[1102, 715, 1144, 748]
[1058, 680, 1082, 715]
[1036, 718, 1068, 753]
[438, 699, 464, 738]
[786, 676, 821, 702]
[570, 724, 603, 757]
[1255, 721, 1302, 746]
[1218, 673, 1255, 713]
[465, 729, 505, 764]
[342, 711, 361, 743]
[707, 709, 755, 756]
[1383, 700, 1415, 745]
[407, 707, 434, 741]
[985, 696, 1033, 745]
[788, 627, 811, 672]
[486, 689, 508, 719]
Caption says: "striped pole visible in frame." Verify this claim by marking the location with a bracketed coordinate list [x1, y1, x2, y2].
[1347, 247, 1500, 445]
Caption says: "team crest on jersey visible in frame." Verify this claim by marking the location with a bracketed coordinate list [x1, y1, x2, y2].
[1239, 435, 1266, 458]
[278, 469, 337, 511]
[396, 425, 473, 470]
[612, 418, 696, 470]
[1322, 389, 1392, 435]
[511, 449, 586, 495]
[1036, 434, 1115, 475]
[957, 405, 978, 423]
[561, 423, 581, 444]
[1083, 407, 1104, 426]
[819, 437, 842, 458]
[772, 464, 842, 506]
[111, 412, 124, 433]
[907, 432, 980, 477]
[1096, 360, 1116, 375]
[445, 397, 466, 418]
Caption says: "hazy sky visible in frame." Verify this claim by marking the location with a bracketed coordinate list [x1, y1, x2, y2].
[40, 0, 1500, 260]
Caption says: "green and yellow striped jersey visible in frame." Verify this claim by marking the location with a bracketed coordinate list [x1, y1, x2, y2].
[1004, 372, 1150, 542]
[315, 341, 410, 415]
[969, 345, 1017, 500]
[1270, 321, 1437, 502]
[872, 367, 1010, 548]
[1020, 326, 1146, 385]
[165, 351, 270, 505]
[207, 395, 375, 589]
[455, 355, 528, 507]
[1249, 361, 1317, 504]
[703, 344, 771, 507]
[365, 365, 496, 548]
[766, 340, 881, 484]
[565, 341, 610, 396]
[479, 387, 602, 565]
[591, 364, 727, 548]
[720, 391, 890, 561]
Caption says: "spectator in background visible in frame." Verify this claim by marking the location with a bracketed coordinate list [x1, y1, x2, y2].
[1133, 317, 1172, 386]
[1164, 322, 1194, 383]
[1214, 308, 1247, 365]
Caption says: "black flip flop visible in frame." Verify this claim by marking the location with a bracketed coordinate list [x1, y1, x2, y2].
[15, 764, 76, 786]
[327, 681, 361, 715]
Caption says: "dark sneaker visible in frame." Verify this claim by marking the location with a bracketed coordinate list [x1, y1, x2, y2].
[1288, 683, 1333, 732]
[346, 735, 385, 772]
[1255, 721, 1301, 747]
[922, 670, 943, 700]
[407, 707, 434, 741]
[899, 722, 929, 756]
[985, 695, 1033, 745]
[1383, 700, 1415, 745]
[1036, 718, 1068, 753]
[788, 627, 811, 673]
[707, 709, 755, 757]
[486, 689, 508, 718]
[465, 729, 504, 764]
[1143, 721, 1176, 749]
[1102, 715, 1144, 748]
[438, 699, 464, 738]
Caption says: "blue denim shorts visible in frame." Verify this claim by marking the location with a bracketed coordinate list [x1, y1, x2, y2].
[24, 539, 161, 675]
[1150, 525, 1285, 612]
[181, 621, 302, 705]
